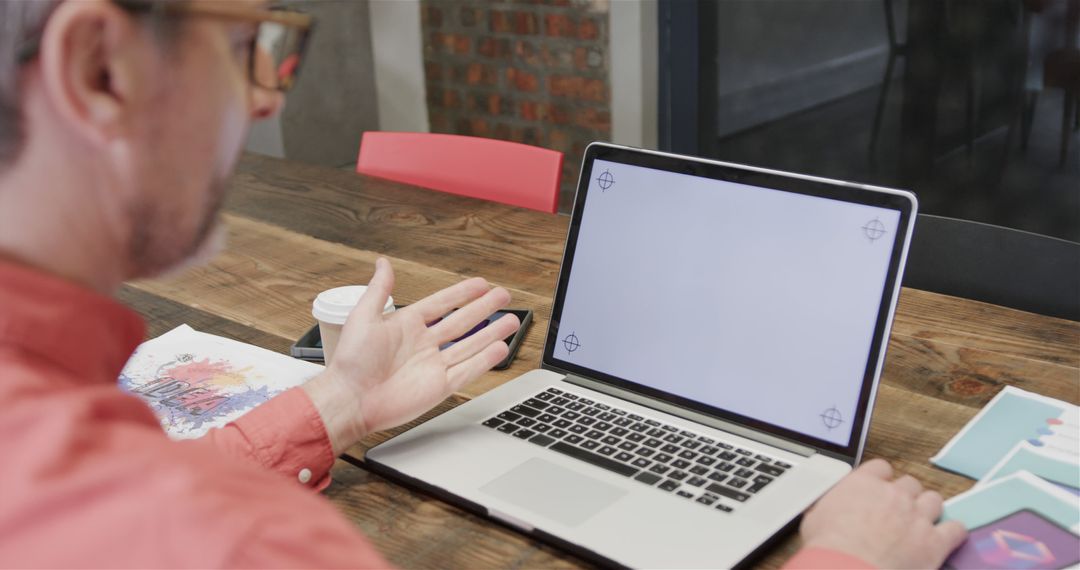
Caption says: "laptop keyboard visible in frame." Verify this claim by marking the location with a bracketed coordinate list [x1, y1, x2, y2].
[481, 387, 794, 513]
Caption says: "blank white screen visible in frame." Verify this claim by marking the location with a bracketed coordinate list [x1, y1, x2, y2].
[554, 160, 901, 446]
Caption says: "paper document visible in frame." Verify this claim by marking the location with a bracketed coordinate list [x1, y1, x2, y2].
[118, 324, 322, 439]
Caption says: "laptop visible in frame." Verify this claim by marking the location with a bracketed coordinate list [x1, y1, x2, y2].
[366, 143, 917, 568]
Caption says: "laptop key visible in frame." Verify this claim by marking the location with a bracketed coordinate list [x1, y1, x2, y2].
[618, 441, 637, 452]
[568, 424, 587, 434]
[549, 442, 639, 477]
[736, 457, 756, 467]
[716, 504, 734, 513]
[643, 438, 663, 448]
[610, 427, 629, 437]
[551, 397, 569, 406]
[676, 490, 694, 499]
[579, 398, 594, 405]
[717, 462, 735, 472]
[547, 406, 565, 415]
[523, 398, 549, 410]
[755, 454, 772, 463]
[669, 470, 689, 481]
[637, 448, 655, 458]
[687, 476, 708, 488]
[628, 414, 644, 421]
[735, 468, 755, 479]
[564, 434, 584, 445]
[553, 419, 572, 429]
[563, 392, 579, 400]
[482, 418, 505, 429]
[581, 440, 600, 450]
[584, 430, 604, 440]
[497, 423, 519, 434]
[707, 471, 728, 483]
[658, 480, 680, 492]
[577, 417, 597, 426]
[632, 458, 652, 469]
[614, 451, 634, 462]
[671, 459, 691, 469]
[689, 465, 709, 476]
[700, 445, 719, 455]
[718, 451, 737, 461]
[662, 434, 683, 444]
[654, 453, 674, 463]
[582, 408, 600, 417]
[661, 444, 680, 454]
[513, 429, 535, 439]
[614, 417, 634, 427]
[682, 440, 702, 450]
[597, 446, 617, 456]
[729, 478, 748, 489]
[598, 413, 616, 422]
[696, 456, 716, 467]
[678, 450, 698, 460]
[536, 391, 555, 401]
[567, 402, 585, 411]
[548, 428, 568, 439]
[707, 483, 750, 502]
[532, 423, 552, 433]
[644, 419, 660, 426]
[497, 411, 522, 422]
[546, 387, 563, 395]
[562, 411, 581, 421]
[611, 409, 627, 416]
[626, 432, 645, 442]
[594, 422, 613, 431]
[696, 494, 716, 506]
[747, 481, 769, 494]
[756, 463, 786, 477]
[529, 434, 556, 447]
[698, 436, 715, 445]
[717, 442, 734, 450]
[634, 471, 661, 485]
[775, 461, 793, 469]
[649, 464, 671, 475]
[661, 424, 678, 432]
[646, 428, 666, 438]
[595, 402, 610, 410]
[511, 405, 540, 418]
[537, 413, 557, 423]
[680, 430, 697, 438]
[517, 417, 536, 428]
[735, 448, 753, 456]
[601, 435, 620, 446]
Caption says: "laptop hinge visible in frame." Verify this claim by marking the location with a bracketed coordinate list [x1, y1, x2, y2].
[563, 374, 816, 458]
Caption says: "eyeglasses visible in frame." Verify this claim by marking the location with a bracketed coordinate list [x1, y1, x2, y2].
[18, 1, 315, 93]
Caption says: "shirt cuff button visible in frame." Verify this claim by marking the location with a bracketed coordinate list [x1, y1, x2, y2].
[298, 468, 312, 484]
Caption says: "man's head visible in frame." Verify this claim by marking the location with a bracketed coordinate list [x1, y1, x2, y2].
[0, 0, 309, 288]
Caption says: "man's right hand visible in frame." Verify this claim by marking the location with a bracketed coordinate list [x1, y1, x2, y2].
[799, 459, 967, 568]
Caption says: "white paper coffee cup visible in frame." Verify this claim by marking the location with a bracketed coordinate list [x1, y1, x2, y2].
[312, 285, 394, 363]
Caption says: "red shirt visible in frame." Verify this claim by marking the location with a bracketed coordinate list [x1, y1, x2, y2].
[0, 260, 389, 568]
[0, 259, 867, 569]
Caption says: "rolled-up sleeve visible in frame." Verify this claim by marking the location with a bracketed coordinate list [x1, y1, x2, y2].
[191, 387, 335, 490]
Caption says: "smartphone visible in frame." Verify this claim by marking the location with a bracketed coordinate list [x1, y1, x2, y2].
[291, 308, 533, 370]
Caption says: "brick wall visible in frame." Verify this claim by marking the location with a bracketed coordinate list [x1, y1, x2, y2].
[421, 0, 611, 211]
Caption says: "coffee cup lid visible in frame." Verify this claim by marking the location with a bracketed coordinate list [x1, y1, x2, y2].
[312, 285, 394, 325]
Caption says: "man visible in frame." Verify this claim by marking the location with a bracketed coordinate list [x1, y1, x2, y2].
[0, 0, 966, 567]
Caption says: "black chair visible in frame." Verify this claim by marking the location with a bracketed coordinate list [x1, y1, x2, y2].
[902, 214, 1080, 320]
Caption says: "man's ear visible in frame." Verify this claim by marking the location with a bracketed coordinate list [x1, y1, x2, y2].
[36, 0, 149, 145]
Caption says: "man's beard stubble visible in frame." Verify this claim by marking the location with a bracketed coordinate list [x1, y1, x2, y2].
[127, 176, 229, 280]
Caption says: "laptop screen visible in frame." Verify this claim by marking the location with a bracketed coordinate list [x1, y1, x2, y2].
[545, 147, 913, 455]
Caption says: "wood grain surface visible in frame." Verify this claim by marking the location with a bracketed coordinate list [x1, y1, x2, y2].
[119, 153, 1080, 569]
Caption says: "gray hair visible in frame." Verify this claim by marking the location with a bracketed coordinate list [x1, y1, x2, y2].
[0, 0, 59, 167]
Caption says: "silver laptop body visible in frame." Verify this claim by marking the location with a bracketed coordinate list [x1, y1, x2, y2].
[367, 143, 918, 568]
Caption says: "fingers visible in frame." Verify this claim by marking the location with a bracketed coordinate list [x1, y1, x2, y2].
[914, 490, 944, 520]
[856, 458, 894, 480]
[356, 258, 395, 317]
[933, 520, 968, 560]
[894, 474, 923, 497]
[441, 313, 520, 367]
[405, 277, 491, 322]
[428, 287, 511, 343]
[446, 341, 511, 392]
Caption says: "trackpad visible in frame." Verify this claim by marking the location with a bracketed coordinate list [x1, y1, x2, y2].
[479, 458, 627, 527]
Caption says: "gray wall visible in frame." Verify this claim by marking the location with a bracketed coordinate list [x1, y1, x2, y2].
[714, 0, 903, 137]
[246, 0, 380, 168]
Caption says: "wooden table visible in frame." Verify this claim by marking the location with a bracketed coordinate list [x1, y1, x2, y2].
[121, 153, 1080, 569]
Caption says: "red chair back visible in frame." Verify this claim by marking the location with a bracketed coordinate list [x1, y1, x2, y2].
[357, 132, 563, 214]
